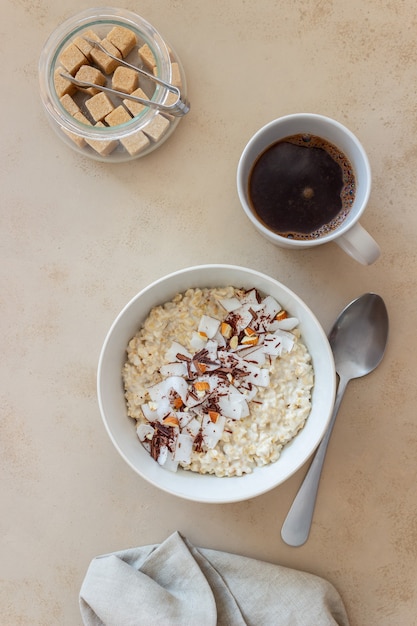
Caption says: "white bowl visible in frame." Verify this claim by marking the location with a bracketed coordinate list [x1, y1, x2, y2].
[97, 264, 336, 503]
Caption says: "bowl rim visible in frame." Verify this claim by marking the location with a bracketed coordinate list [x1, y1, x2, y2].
[97, 264, 336, 503]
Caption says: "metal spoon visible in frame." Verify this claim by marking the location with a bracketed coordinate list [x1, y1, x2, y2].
[281, 293, 389, 547]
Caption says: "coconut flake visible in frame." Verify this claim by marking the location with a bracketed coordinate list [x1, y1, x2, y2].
[219, 296, 242, 312]
[238, 382, 259, 402]
[147, 378, 189, 419]
[190, 331, 207, 351]
[165, 341, 192, 362]
[201, 413, 226, 449]
[174, 433, 194, 463]
[263, 334, 283, 357]
[198, 315, 220, 339]
[242, 364, 270, 387]
[183, 417, 202, 438]
[157, 445, 169, 466]
[159, 362, 188, 377]
[239, 288, 261, 305]
[137, 422, 154, 442]
[213, 330, 227, 348]
[218, 391, 249, 420]
[275, 329, 295, 353]
[141, 403, 159, 422]
[204, 339, 219, 361]
[238, 345, 267, 365]
[157, 445, 179, 472]
[253, 368, 270, 387]
[176, 411, 194, 429]
[261, 295, 281, 320]
[269, 317, 299, 331]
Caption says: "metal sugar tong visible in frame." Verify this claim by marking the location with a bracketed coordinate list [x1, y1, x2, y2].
[60, 38, 190, 117]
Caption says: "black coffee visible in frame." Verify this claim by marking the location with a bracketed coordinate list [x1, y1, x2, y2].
[248, 134, 356, 239]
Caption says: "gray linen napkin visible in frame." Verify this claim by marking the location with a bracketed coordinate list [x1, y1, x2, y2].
[79, 531, 349, 626]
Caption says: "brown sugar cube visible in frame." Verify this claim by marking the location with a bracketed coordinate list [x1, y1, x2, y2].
[160, 91, 179, 120]
[107, 26, 137, 58]
[104, 105, 132, 127]
[142, 114, 170, 142]
[63, 111, 91, 148]
[112, 66, 139, 94]
[170, 62, 182, 88]
[74, 111, 92, 126]
[90, 38, 122, 74]
[54, 67, 76, 98]
[123, 88, 148, 117]
[166, 91, 179, 106]
[63, 129, 85, 148]
[104, 104, 151, 156]
[59, 43, 88, 74]
[73, 31, 99, 60]
[60, 94, 80, 116]
[85, 122, 119, 156]
[75, 65, 106, 95]
[85, 92, 115, 122]
[138, 43, 156, 70]
[121, 130, 150, 156]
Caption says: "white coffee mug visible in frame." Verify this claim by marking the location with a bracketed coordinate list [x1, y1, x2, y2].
[237, 113, 380, 265]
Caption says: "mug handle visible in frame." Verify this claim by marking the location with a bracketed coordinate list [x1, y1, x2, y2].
[335, 222, 381, 265]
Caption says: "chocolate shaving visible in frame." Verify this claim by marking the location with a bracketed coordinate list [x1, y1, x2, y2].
[192, 349, 219, 367]
[224, 312, 240, 334]
[150, 422, 176, 460]
[193, 429, 204, 453]
[216, 366, 234, 374]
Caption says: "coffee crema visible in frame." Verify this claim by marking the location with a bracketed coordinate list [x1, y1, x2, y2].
[248, 134, 356, 240]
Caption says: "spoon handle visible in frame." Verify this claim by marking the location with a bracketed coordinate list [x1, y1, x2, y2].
[281, 375, 348, 547]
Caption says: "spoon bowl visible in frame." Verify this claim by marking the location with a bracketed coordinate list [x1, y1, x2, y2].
[329, 294, 389, 380]
[281, 293, 389, 546]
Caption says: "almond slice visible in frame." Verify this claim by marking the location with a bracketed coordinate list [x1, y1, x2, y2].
[163, 415, 179, 427]
[220, 322, 232, 338]
[194, 380, 210, 392]
[173, 397, 184, 409]
[208, 410, 220, 423]
[241, 335, 259, 346]
[229, 335, 239, 349]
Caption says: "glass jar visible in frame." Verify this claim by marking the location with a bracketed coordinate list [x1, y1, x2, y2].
[39, 7, 188, 162]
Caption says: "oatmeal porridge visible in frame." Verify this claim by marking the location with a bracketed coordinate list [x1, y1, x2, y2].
[122, 286, 314, 477]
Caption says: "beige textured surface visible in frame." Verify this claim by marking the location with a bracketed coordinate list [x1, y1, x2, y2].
[1, 1, 416, 624]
